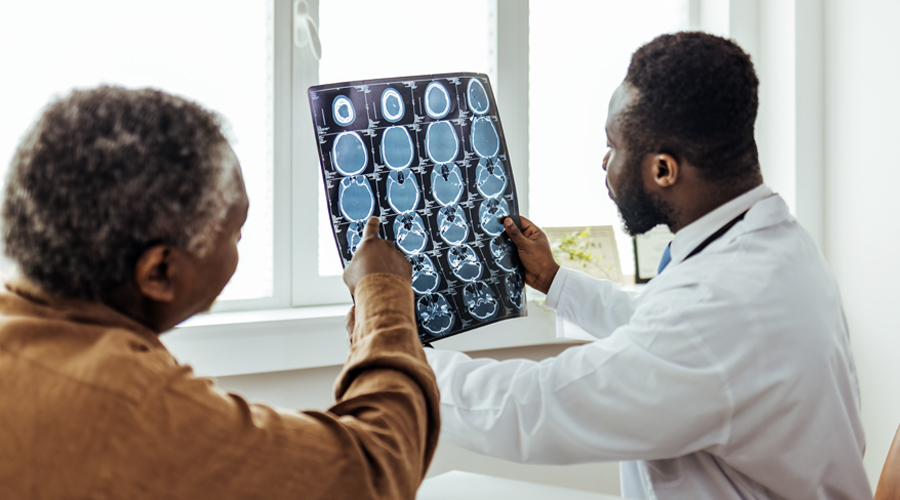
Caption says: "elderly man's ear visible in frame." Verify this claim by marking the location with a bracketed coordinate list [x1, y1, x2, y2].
[133, 245, 178, 302]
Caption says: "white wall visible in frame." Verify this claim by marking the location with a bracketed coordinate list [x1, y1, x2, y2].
[216, 343, 621, 495]
[823, 0, 900, 486]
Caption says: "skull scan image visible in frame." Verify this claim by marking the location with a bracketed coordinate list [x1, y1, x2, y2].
[386, 169, 420, 213]
[393, 212, 428, 254]
[424, 81, 451, 119]
[409, 254, 440, 295]
[425, 121, 459, 165]
[489, 235, 517, 273]
[338, 176, 375, 222]
[332, 131, 368, 176]
[381, 88, 405, 123]
[448, 244, 483, 282]
[470, 117, 500, 158]
[332, 96, 355, 126]
[463, 281, 499, 321]
[311, 74, 525, 340]
[475, 157, 508, 199]
[504, 273, 525, 309]
[346, 221, 366, 257]
[467, 78, 490, 115]
[437, 205, 469, 246]
[417, 293, 455, 336]
[431, 163, 464, 206]
[478, 197, 510, 236]
[381, 126, 414, 170]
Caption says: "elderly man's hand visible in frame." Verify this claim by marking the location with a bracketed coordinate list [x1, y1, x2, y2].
[503, 216, 560, 294]
[343, 216, 412, 297]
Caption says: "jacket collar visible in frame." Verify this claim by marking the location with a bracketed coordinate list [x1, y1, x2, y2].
[2, 277, 166, 350]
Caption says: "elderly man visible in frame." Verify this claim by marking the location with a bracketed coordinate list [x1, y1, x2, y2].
[0, 86, 438, 499]
[426, 32, 870, 499]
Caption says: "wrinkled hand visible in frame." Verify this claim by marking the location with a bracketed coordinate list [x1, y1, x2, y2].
[343, 216, 412, 297]
[503, 216, 560, 294]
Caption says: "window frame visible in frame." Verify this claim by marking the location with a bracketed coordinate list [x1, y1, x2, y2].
[214, 0, 721, 312]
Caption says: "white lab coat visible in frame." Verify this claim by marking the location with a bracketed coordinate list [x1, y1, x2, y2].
[425, 187, 872, 499]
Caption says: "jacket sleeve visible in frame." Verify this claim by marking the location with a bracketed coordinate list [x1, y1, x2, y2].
[112, 273, 440, 500]
[425, 284, 731, 466]
[545, 267, 639, 339]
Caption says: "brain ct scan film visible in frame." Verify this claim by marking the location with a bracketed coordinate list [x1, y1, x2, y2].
[309, 72, 527, 343]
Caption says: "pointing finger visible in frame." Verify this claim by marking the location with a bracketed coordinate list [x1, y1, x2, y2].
[362, 216, 381, 240]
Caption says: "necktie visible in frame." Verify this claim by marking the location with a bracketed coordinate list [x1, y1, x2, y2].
[657, 242, 672, 275]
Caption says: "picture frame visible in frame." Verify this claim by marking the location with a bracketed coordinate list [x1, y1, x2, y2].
[543, 225, 624, 286]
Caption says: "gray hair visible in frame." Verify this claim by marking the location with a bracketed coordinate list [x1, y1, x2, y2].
[2, 86, 241, 300]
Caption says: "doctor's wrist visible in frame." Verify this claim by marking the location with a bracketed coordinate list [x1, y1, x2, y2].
[534, 263, 560, 295]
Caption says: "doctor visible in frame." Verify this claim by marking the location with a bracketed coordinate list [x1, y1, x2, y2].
[425, 32, 870, 499]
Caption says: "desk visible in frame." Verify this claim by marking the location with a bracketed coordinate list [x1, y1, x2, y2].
[417, 471, 625, 500]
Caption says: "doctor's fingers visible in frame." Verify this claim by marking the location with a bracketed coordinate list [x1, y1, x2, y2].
[517, 216, 542, 236]
[507, 216, 550, 244]
[505, 218, 553, 253]
[504, 218, 534, 246]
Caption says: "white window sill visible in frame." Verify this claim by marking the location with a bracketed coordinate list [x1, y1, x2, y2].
[162, 302, 579, 378]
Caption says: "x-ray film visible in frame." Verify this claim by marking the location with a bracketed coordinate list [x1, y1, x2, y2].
[309, 72, 527, 344]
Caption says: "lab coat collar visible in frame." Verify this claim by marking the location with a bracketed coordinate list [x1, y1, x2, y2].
[669, 184, 774, 267]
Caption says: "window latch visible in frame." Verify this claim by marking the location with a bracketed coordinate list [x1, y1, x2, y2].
[293, 0, 321, 60]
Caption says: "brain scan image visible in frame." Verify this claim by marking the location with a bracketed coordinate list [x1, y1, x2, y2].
[332, 131, 368, 176]
[338, 176, 375, 222]
[479, 197, 510, 236]
[425, 121, 459, 164]
[475, 157, 508, 199]
[471, 117, 500, 158]
[311, 73, 525, 343]
[431, 163, 464, 206]
[381, 126, 414, 170]
[393, 212, 428, 254]
[448, 244, 483, 282]
[381, 88, 405, 123]
[332, 96, 355, 126]
[467, 78, 490, 115]
[346, 221, 366, 257]
[463, 281, 499, 321]
[504, 273, 524, 309]
[409, 254, 440, 295]
[489, 235, 517, 273]
[417, 293, 455, 336]
[437, 205, 469, 246]
[386, 169, 420, 214]
[424, 81, 451, 119]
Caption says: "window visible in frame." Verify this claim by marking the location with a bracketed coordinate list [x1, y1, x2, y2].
[528, 0, 691, 275]
[0, 0, 275, 304]
[0, 0, 705, 316]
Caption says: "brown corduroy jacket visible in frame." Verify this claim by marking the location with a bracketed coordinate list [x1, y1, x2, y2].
[0, 273, 439, 499]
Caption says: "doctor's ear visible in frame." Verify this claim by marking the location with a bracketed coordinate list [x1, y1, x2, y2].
[646, 153, 679, 188]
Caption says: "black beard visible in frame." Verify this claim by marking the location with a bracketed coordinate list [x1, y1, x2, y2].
[615, 156, 674, 236]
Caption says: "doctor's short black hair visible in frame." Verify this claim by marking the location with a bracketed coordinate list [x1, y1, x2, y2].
[622, 32, 762, 185]
[2, 86, 241, 301]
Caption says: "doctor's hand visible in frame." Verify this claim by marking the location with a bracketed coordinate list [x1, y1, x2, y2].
[343, 216, 412, 297]
[503, 216, 560, 295]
